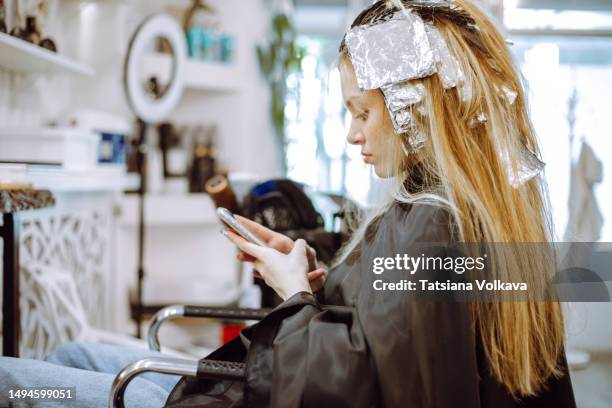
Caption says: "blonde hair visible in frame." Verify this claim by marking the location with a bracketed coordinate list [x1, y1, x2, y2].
[336, 0, 564, 398]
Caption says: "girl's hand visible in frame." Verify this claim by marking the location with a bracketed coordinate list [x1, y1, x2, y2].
[225, 230, 312, 300]
[233, 214, 293, 252]
[307, 267, 326, 293]
[233, 215, 318, 269]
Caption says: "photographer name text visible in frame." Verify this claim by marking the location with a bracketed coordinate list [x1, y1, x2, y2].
[372, 254, 528, 291]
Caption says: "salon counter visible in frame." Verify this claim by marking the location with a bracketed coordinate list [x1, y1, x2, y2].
[0, 168, 136, 359]
[1, 188, 55, 357]
[21, 166, 139, 193]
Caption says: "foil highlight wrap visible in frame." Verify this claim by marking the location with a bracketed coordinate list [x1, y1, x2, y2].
[499, 142, 546, 187]
[342, 2, 542, 187]
[425, 24, 463, 89]
[388, 106, 414, 134]
[501, 84, 518, 105]
[345, 9, 471, 136]
[468, 112, 488, 128]
[408, 130, 427, 151]
[344, 11, 436, 90]
[381, 81, 426, 112]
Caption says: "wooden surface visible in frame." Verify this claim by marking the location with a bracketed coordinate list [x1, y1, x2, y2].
[0, 188, 55, 213]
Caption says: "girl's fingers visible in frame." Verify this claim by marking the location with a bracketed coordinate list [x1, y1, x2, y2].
[309, 273, 326, 292]
[237, 252, 257, 262]
[308, 267, 326, 292]
[306, 246, 316, 260]
[291, 239, 311, 269]
[224, 229, 266, 260]
[310, 279, 325, 292]
[234, 215, 294, 253]
[306, 245, 317, 269]
[234, 215, 275, 241]
[307, 268, 325, 281]
[253, 260, 268, 281]
[291, 239, 307, 256]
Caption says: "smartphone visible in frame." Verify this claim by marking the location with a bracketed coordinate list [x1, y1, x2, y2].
[217, 207, 268, 247]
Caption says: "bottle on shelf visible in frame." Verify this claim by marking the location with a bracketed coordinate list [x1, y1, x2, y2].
[24, 16, 40, 45]
[0, 0, 7, 33]
[188, 125, 217, 193]
[158, 122, 188, 178]
[205, 174, 240, 214]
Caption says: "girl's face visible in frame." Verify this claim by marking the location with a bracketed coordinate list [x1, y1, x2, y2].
[339, 58, 397, 178]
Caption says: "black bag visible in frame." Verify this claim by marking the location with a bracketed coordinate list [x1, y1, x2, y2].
[242, 179, 324, 232]
[241, 179, 345, 306]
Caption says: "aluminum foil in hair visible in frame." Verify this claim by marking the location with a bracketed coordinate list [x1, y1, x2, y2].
[459, 77, 473, 103]
[469, 112, 488, 128]
[388, 105, 427, 151]
[381, 80, 426, 135]
[343, 2, 541, 185]
[344, 8, 468, 136]
[408, 130, 427, 151]
[500, 85, 518, 105]
[425, 24, 463, 89]
[389, 106, 415, 134]
[513, 144, 545, 187]
[499, 142, 546, 188]
[344, 10, 436, 90]
[382, 81, 426, 112]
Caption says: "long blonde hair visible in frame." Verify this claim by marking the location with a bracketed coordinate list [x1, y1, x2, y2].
[336, 0, 564, 398]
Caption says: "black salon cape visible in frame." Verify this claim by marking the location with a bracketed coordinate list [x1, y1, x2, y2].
[165, 202, 576, 407]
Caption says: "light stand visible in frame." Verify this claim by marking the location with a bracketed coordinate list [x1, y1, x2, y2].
[123, 14, 187, 337]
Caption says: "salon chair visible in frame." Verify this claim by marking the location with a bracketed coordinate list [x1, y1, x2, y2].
[109, 304, 272, 408]
[108, 178, 351, 406]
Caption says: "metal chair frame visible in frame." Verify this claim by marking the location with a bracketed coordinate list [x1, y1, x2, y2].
[109, 305, 271, 408]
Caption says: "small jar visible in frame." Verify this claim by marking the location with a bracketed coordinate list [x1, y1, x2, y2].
[24, 16, 41, 45]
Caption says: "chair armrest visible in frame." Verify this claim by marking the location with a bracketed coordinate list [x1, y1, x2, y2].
[182, 305, 272, 320]
[148, 305, 272, 351]
[109, 357, 197, 408]
[109, 357, 246, 408]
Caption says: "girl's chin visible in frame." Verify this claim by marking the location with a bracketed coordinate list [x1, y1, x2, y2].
[373, 165, 393, 179]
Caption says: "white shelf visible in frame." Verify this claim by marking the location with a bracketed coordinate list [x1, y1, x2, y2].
[0, 127, 99, 170]
[118, 193, 221, 226]
[143, 53, 241, 93]
[0, 32, 94, 76]
[26, 166, 139, 192]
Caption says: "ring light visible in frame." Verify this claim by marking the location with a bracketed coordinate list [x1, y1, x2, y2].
[124, 14, 187, 124]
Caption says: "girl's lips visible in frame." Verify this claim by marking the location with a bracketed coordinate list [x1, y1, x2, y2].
[362, 154, 373, 163]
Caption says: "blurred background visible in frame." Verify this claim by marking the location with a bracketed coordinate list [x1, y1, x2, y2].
[0, 0, 610, 406]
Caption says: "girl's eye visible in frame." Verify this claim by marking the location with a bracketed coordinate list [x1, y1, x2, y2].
[357, 111, 368, 121]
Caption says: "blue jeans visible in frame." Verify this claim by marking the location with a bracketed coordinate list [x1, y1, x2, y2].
[0, 342, 182, 407]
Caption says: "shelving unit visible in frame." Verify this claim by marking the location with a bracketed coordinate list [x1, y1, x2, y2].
[143, 53, 241, 92]
[0, 32, 94, 76]
[118, 193, 219, 226]
[26, 165, 139, 192]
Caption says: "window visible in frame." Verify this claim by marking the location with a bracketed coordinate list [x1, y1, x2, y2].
[505, 0, 612, 240]
[285, 2, 612, 241]
[285, 35, 374, 207]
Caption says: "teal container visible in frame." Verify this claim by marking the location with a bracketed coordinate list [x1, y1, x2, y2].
[220, 33, 234, 63]
[187, 27, 202, 59]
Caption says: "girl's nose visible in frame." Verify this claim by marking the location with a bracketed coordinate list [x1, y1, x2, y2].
[347, 128, 365, 146]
